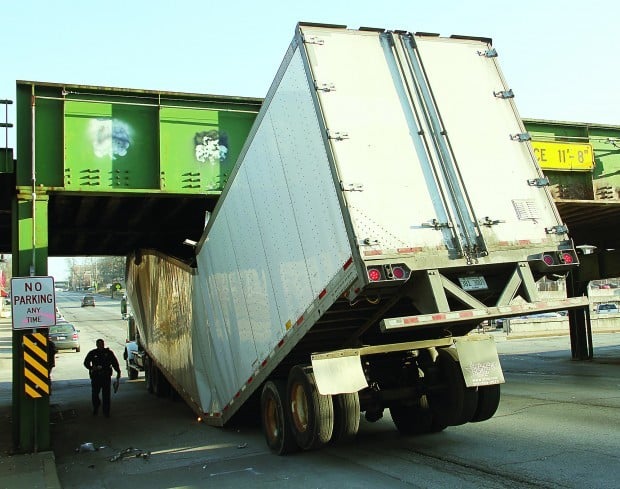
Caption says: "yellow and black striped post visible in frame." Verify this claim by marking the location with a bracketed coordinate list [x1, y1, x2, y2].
[22, 333, 51, 398]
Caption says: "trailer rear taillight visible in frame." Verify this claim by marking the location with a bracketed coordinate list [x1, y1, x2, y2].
[559, 252, 574, 264]
[533, 250, 578, 271]
[392, 266, 406, 279]
[368, 268, 381, 281]
[366, 264, 411, 282]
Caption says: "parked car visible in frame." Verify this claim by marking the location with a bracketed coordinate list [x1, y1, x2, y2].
[596, 303, 619, 314]
[48, 322, 80, 352]
[81, 295, 95, 307]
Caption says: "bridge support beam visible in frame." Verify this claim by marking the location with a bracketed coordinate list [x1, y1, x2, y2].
[11, 192, 51, 452]
[566, 272, 592, 360]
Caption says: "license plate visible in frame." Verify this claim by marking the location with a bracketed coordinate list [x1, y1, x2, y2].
[458, 276, 488, 291]
[57, 336, 66, 340]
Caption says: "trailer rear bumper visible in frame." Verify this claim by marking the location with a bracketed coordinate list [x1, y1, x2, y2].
[380, 296, 590, 332]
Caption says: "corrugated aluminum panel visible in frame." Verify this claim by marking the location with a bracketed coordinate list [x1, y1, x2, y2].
[413, 36, 562, 246]
[191, 47, 353, 414]
[126, 254, 201, 409]
[304, 28, 448, 253]
[301, 26, 566, 263]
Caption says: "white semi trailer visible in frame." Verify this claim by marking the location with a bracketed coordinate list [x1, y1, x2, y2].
[125, 23, 588, 454]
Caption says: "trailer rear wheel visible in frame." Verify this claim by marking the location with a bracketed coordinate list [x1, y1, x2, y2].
[152, 365, 171, 398]
[144, 357, 153, 393]
[287, 366, 334, 450]
[127, 361, 139, 380]
[429, 348, 478, 427]
[471, 384, 501, 422]
[261, 380, 299, 455]
[390, 403, 436, 435]
[331, 392, 360, 443]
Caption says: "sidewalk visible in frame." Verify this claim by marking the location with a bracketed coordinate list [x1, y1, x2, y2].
[0, 450, 61, 489]
[0, 316, 62, 488]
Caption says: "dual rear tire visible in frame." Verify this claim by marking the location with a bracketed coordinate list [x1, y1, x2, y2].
[260, 365, 361, 455]
[390, 347, 501, 436]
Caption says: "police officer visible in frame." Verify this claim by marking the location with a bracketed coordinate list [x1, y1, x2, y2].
[83, 339, 121, 417]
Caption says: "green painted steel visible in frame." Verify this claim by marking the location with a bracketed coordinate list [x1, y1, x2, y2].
[524, 119, 620, 201]
[11, 195, 51, 452]
[64, 100, 159, 190]
[160, 107, 254, 193]
[16, 81, 261, 193]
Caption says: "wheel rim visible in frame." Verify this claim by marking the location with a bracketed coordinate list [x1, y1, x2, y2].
[264, 397, 279, 444]
[290, 382, 309, 432]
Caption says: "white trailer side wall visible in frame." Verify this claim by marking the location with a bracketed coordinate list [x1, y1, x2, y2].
[192, 46, 352, 414]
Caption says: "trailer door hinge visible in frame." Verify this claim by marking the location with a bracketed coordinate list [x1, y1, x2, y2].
[303, 35, 324, 45]
[545, 224, 569, 235]
[358, 237, 379, 246]
[527, 177, 550, 187]
[421, 219, 452, 230]
[479, 216, 505, 227]
[477, 48, 498, 58]
[510, 132, 531, 142]
[315, 82, 336, 92]
[328, 130, 349, 141]
[341, 182, 364, 192]
[493, 89, 514, 99]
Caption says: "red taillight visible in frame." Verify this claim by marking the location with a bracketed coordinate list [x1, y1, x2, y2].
[392, 266, 405, 279]
[560, 252, 574, 264]
[542, 254, 555, 266]
[72, 334, 78, 340]
[368, 268, 381, 281]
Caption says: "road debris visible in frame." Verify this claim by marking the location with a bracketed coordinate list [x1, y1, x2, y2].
[109, 447, 151, 462]
[76, 442, 97, 453]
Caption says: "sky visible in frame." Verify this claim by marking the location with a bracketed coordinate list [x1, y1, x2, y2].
[3, 0, 620, 280]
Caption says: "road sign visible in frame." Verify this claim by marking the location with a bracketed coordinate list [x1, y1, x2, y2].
[10, 276, 56, 330]
[23, 332, 51, 398]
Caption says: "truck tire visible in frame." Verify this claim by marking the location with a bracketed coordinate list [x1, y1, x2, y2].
[390, 403, 435, 435]
[429, 348, 478, 427]
[144, 357, 153, 394]
[260, 380, 299, 455]
[152, 365, 171, 398]
[471, 384, 501, 422]
[331, 392, 360, 443]
[127, 361, 139, 380]
[287, 365, 334, 450]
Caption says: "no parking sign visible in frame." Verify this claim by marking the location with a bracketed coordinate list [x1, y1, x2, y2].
[10, 276, 56, 330]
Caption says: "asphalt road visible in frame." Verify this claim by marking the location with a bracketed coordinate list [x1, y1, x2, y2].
[4, 293, 620, 488]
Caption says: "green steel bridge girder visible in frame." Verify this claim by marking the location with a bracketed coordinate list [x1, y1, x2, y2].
[11, 193, 51, 452]
[16, 81, 261, 195]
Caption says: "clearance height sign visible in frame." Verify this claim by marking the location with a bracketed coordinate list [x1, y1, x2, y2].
[11, 276, 56, 330]
[531, 141, 594, 171]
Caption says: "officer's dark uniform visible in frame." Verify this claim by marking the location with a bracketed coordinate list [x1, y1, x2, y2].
[83, 339, 121, 417]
